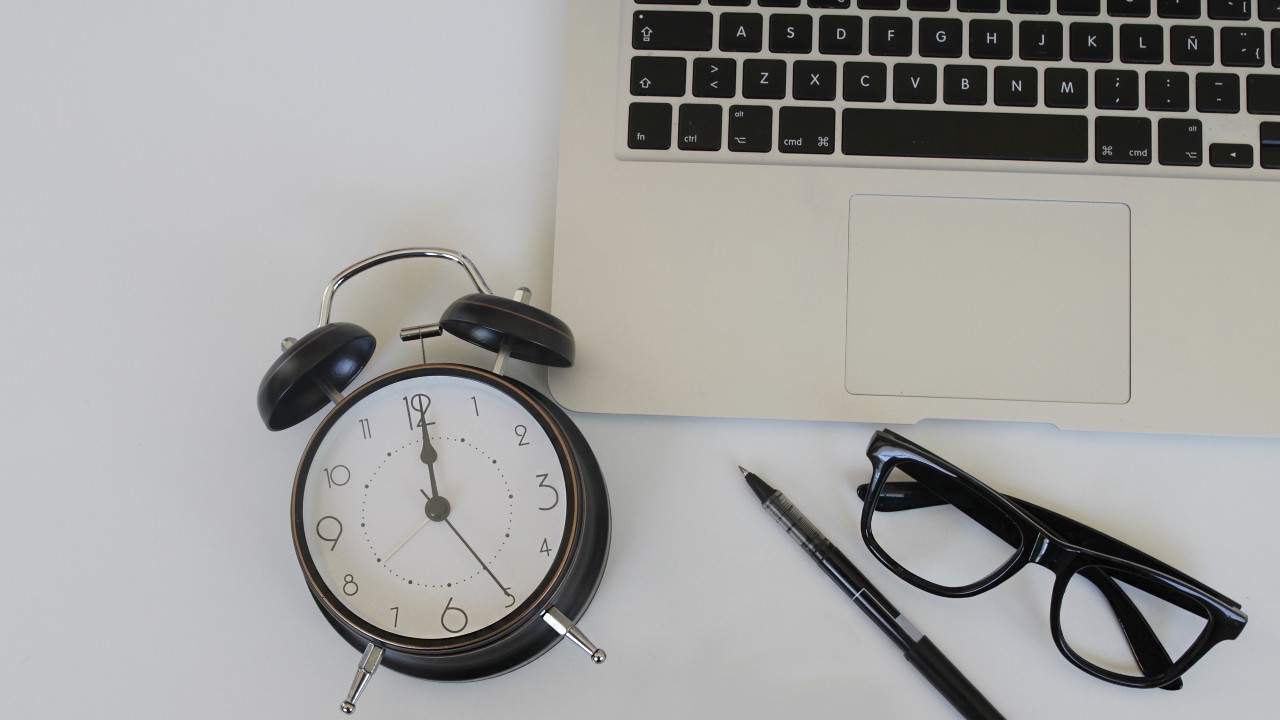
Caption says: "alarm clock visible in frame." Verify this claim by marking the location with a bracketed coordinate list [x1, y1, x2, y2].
[256, 248, 610, 713]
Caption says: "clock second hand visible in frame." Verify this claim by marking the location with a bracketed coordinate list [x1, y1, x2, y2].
[382, 489, 450, 564]
[444, 517, 515, 605]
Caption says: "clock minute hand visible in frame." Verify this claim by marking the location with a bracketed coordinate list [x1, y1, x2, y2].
[444, 518, 516, 606]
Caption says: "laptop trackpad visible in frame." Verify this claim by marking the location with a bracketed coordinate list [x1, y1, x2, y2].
[845, 194, 1130, 404]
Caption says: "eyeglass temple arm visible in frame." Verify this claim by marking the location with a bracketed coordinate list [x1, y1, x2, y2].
[856, 481, 1185, 690]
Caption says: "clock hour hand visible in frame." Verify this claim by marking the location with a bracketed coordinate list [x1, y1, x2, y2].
[417, 412, 440, 499]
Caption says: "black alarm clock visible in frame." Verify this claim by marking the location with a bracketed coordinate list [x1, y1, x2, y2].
[256, 248, 610, 713]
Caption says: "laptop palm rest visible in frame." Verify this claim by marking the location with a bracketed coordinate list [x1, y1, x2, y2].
[845, 194, 1131, 404]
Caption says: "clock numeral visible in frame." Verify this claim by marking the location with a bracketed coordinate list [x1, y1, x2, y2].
[470, 396, 480, 416]
[342, 574, 359, 596]
[323, 465, 351, 488]
[359, 418, 372, 439]
[514, 424, 531, 446]
[537, 473, 559, 511]
[540, 538, 553, 556]
[390, 606, 400, 628]
[441, 597, 469, 634]
[316, 516, 343, 551]
[403, 394, 432, 430]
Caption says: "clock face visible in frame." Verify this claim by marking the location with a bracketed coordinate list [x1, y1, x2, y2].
[295, 367, 573, 645]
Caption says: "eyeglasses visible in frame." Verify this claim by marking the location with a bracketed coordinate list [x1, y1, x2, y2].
[856, 429, 1247, 691]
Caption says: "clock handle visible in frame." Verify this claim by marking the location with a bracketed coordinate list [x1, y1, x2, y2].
[542, 606, 607, 664]
[319, 247, 494, 327]
[339, 644, 384, 714]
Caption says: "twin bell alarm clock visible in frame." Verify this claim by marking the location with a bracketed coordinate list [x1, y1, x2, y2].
[256, 248, 610, 713]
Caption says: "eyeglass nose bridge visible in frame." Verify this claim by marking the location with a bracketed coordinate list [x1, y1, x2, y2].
[1027, 533, 1082, 575]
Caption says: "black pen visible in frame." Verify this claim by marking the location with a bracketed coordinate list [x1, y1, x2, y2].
[739, 467, 1007, 720]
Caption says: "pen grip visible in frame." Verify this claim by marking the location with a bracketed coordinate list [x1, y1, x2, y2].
[904, 637, 1007, 720]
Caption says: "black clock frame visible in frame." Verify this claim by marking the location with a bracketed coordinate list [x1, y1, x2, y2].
[291, 363, 610, 681]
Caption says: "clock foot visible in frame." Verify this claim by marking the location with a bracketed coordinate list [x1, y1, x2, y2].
[541, 606, 606, 664]
[340, 644, 384, 714]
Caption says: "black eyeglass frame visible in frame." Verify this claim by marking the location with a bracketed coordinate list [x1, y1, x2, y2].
[859, 429, 1248, 690]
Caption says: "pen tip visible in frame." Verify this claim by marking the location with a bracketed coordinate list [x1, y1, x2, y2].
[738, 465, 749, 476]
[739, 466, 776, 503]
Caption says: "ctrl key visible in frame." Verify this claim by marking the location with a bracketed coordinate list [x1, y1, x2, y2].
[1095, 116, 1152, 165]
[1263, 122, 1280, 169]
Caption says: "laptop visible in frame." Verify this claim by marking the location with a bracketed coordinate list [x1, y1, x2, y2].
[549, 0, 1280, 437]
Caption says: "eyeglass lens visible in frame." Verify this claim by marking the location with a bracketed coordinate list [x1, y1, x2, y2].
[1060, 566, 1209, 680]
[868, 460, 1021, 589]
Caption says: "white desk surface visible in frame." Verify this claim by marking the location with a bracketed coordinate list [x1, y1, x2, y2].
[3, 3, 1277, 718]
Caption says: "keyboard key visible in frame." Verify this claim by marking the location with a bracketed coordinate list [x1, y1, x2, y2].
[869, 17, 914, 56]
[693, 58, 737, 98]
[920, 18, 964, 58]
[1207, 0, 1252, 19]
[1097, 69, 1141, 108]
[727, 105, 773, 152]
[1108, 0, 1152, 16]
[858, 0, 902, 8]
[1259, 122, 1280, 168]
[995, 66, 1039, 105]
[638, 0, 701, 4]
[678, 105, 723, 150]
[743, 59, 788, 98]
[1197, 73, 1242, 112]
[1046, 67, 1090, 107]
[630, 57, 687, 97]
[1095, 116, 1153, 163]
[811, 0, 854, 7]
[1157, 0, 1202, 16]
[893, 64, 940, 103]
[1209, 142, 1254, 167]
[1009, 0, 1054, 12]
[958, 0, 1001, 11]
[1221, 28, 1266, 68]
[628, 103, 673, 149]
[844, 62, 889, 101]
[908, 0, 953, 8]
[710, 0, 753, 4]
[1071, 23, 1115, 61]
[1247, 74, 1280, 114]
[794, 60, 839, 100]
[1119, 24, 1164, 63]
[944, 65, 989, 104]
[1262, 0, 1280, 18]
[819, 16, 863, 55]
[1059, 0, 1103, 14]
[1170, 26, 1215, 66]
[1020, 21, 1065, 60]
[770, 15, 814, 53]
[720, 13, 764, 52]
[633, 11, 713, 51]
[842, 108, 1088, 161]
[1146, 71, 1191, 110]
[778, 107, 836, 154]
[970, 20, 1014, 59]
[1158, 117, 1203, 165]
[761, 0, 802, 6]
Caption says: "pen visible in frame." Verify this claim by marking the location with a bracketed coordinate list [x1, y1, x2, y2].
[739, 466, 1007, 720]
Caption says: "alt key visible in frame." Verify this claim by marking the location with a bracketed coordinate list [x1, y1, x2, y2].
[1209, 143, 1254, 168]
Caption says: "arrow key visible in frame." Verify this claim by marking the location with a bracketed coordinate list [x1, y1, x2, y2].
[1209, 142, 1254, 168]
[693, 58, 737, 99]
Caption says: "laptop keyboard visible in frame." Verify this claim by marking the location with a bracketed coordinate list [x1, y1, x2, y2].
[621, 0, 1280, 176]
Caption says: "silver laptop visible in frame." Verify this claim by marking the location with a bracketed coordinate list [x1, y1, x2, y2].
[550, 0, 1280, 437]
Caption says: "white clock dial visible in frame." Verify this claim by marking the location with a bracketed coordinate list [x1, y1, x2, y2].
[298, 371, 571, 641]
